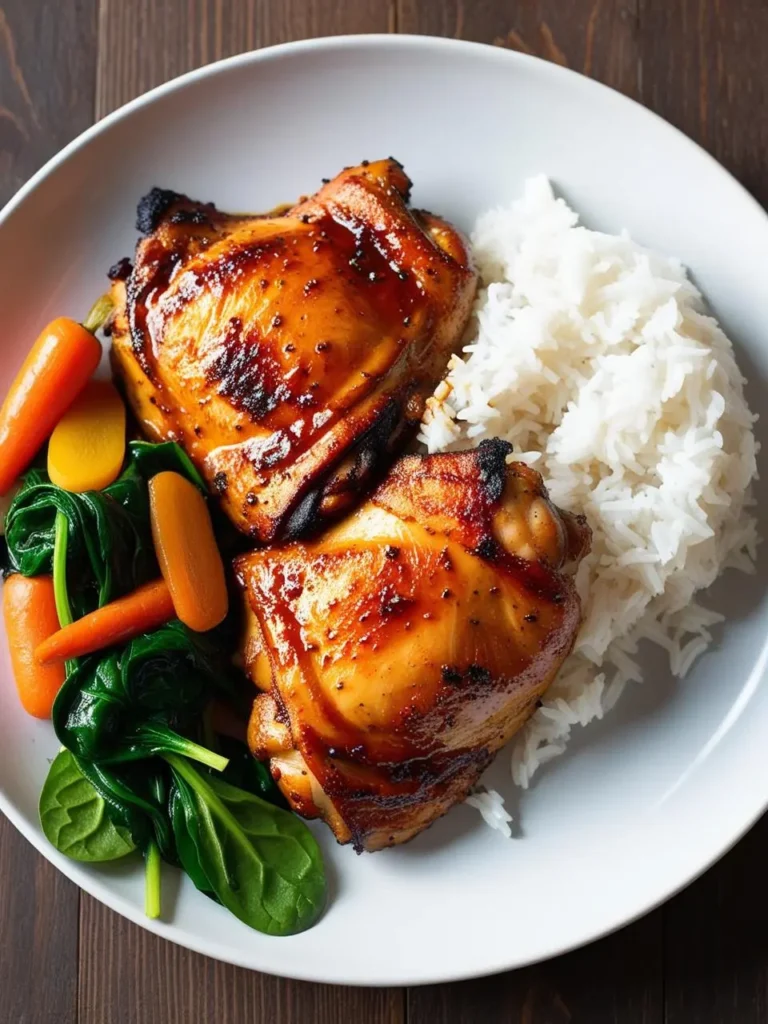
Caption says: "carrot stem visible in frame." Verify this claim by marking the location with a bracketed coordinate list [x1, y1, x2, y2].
[82, 294, 114, 334]
[0, 317, 102, 495]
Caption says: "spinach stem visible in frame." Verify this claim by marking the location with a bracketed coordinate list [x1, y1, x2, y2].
[163, 752, 193, 780]
[173, 737, 229, 773]
[53, 511, 73, 628]
[144, 840, 161, 920]
[138, 724, 229, 773]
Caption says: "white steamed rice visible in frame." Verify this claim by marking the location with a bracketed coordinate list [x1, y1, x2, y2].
[419, 177, 759, 825]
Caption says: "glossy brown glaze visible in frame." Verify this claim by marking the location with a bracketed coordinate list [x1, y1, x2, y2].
[109, 159, 477, 541]
[236, 441, 591, 851]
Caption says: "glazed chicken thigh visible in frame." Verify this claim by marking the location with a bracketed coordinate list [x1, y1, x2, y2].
[109, 159, 477, 542]
[236, 440, 590, 851]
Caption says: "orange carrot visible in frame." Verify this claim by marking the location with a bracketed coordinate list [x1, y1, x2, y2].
[0, 318, 102, 495]
[47, 379, 126, 493]
[3, 575, 66, 718]
[35, 578, 174, 665]
[149, 472, 229, 633]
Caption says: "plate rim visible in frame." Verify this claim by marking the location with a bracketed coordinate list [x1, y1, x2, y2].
[1, 32, 767, 986]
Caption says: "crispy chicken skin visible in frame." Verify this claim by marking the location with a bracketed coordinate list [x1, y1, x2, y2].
[236, 441, 590, 852]
[109, 159, 477, 542]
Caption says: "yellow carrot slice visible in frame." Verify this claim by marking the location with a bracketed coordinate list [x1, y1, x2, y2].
[3, 575, 66, 718]
[149, 472, 228, 632]
[35, 579, 174, 665]
[0, 318, 102, 495]
[47, 379, 126, 492]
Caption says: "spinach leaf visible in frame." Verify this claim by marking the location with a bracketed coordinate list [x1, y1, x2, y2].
[76, 757, 177, 861]
[53, 621, 230, 771]
[3, 465, 151, 613]
[169, 785, 218, 898]
[169, 742, 287, 904]
[39, 749, 136, 862]
[2, 440, 205, 613]
[129, 441, 206, 493]
[165, 753, 326, 936]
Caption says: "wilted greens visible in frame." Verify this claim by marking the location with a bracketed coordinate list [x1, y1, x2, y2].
[52, 620, 232, 769]
[76, 757, 177, 861]
[39, 748, 136, 862]
[2, 441, 202, 614]
[4, 438, 326, 935]
[167, 754, 326, 936]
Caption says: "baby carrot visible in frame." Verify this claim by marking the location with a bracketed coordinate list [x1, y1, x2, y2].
[149, 471, 229, 633]
[35, 578, 174, 665]
[47, 379, 126, 493]
[3, 575, 66, 718]
[0, 318, 102, 495]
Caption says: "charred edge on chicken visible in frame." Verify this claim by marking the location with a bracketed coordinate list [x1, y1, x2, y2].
[342, 747, 494, 853]
[136, 187, 186, 234]
[281, 396, 410, 541]
[107, 256, 133, 282]
[476, 437, 514, 503]
[384, 156, 412, 202]
[136, 187, 217, 235]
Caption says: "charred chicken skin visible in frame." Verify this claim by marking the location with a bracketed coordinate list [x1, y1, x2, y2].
[109, 159, 477, 542]
[236, 440, 590, 852]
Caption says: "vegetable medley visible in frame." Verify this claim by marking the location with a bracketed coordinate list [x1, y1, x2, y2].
[0, 302, 327, 936]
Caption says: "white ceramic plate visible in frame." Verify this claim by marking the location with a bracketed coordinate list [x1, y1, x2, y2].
[1, 35, 767, 987]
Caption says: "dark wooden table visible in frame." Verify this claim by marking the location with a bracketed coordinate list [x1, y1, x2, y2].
[1, 2, 767, 1021]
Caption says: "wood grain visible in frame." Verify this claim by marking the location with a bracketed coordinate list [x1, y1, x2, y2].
[0, 0, 98, 200]
[0, 2, 96, 1021]
[664, 814, 768, 1024]
[79, 897, 403, 1024]
[96, 0, 394, 117]
[0, 815, 79, 1024]
[409, 918, 663, 1024]
[641, 0, 768, 208]
[399, 0, 641, 98]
